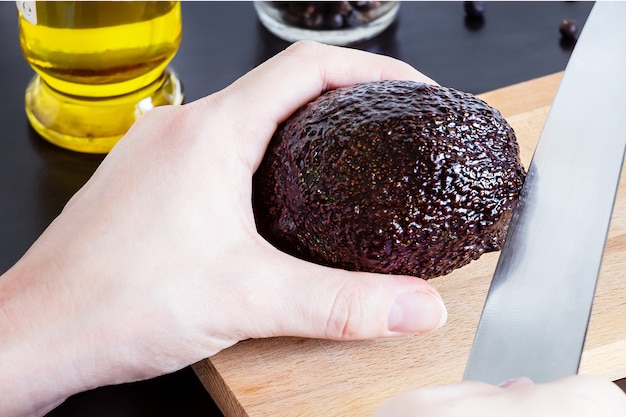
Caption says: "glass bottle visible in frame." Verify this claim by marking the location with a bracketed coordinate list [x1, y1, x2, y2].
[17, 1, 184, 153]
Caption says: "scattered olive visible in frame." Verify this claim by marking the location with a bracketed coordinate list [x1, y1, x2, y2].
[464, 1, 485, 18]
[559, 19, 578, 40]
[270, 1, 387, 30]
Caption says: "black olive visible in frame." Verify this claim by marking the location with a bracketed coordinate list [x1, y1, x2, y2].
[464, 1, 485, 18]
[559, 19, 578, 40]
[273, 1, 388, 30]
[351, 1, 381, 11]
[303, 10, 324, 29]
[329, 1, 352, 15]
[326, 13, 345, 29]
[344, 9, 364, 27]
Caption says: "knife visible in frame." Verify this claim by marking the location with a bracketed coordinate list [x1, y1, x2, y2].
[463, 1, 626, 385]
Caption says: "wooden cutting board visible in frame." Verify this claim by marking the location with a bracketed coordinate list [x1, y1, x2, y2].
[193, 72, 626, 417]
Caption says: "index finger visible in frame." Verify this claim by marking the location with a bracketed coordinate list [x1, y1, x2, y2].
[232, 41, 434, 123]
[194, 41, 435, 167]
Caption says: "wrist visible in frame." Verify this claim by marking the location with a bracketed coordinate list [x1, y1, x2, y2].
[0, 250, 100, 416]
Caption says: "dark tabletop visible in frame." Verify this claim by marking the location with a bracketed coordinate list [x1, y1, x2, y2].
[2, 1, 621, 416]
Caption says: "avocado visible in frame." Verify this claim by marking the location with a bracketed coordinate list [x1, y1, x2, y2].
[253, 80, 526, 280]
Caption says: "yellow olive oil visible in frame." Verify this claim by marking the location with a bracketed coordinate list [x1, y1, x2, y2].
[18, 1, 184, 153]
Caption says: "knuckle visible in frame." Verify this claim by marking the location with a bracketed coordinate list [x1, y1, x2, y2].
[325, 282, 368, 340]
[282, 39, 326, 59]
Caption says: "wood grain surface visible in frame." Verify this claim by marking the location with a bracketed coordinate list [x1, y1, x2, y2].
[193, 72, 626, 417]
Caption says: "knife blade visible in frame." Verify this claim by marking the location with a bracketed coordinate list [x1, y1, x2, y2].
[463, 1, 626, 385]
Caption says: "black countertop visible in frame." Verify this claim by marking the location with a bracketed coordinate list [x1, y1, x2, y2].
[1, 2, 614, 416]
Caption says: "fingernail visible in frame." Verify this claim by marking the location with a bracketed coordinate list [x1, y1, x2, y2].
[388, 291, 447, 334]
[498, 377, 534, 389]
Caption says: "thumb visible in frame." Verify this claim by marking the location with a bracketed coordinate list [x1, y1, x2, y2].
[253, 250, 448, 340]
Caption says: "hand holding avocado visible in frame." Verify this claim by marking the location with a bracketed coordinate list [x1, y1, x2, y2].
[0, 41, 623, 417]
[0, 41, 443, 417]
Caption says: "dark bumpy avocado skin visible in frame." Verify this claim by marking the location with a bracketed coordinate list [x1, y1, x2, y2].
[253, 80, 526, 280]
